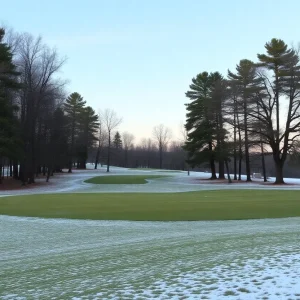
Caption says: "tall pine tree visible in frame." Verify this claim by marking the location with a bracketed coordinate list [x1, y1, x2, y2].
[228, 59, 262, 181]
[184, 72, 217, 179]
[77, 106, 99, 169]
[64, 92, 86, 172]
[0, 28, 21, 183]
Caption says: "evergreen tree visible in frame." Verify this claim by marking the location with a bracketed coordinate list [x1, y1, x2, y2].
[0, 28, 21, 183]
[49, 107, 68, 174]
[184, 72, 229, 180]
[184, 72, 218, 179]
[113, 131, 123, 149]
[228, 59, 263, 181]
[64, 92, 86, 172]
[209, 72, 228, 180]
[76, 106, 99, 169]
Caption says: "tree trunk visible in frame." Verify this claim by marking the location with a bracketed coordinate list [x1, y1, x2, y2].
[19, 163, 26, 185]
[238, 155, 242, 180]
[210, 158, 217, 179]
[243, 101, 251, 182]
[68, 160, 72, 173]
[218, 160, 225, 179]
[233, 138, 237, 180]
[233, 99, 237, 180]
[46, 163, 52, 182]
[0, 159, 2, 184]
[13, 161, 19, 179]
[94, 147, 100, 169]
[80, 160, 86, 169]
[5, 164, 7, 179]
[35, 166, 39, 177]
[28, 172, 35, 184]
[42, 164, 46, 176]
[237, 115, 242, 181]
[28, 124, 36, 184]
[28, 153, 35, 184]
[159, 147, 163, 169]
[261, 150, 267, 182]
[9, 160, 13, 177]
[208, 142, 217, 179]
[46, 169, 51, 182]
[125, 149, 128, 168]
[107, 134, 111, 172]
[274, 159, 284, 184]
[225, 159, 232, 183]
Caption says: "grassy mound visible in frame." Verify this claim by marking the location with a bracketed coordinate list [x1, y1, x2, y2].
[1, 190, 300, 221]
[84, 175, 168, 184]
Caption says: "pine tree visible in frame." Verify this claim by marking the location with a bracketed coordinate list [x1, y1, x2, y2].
[77, 106, 99, 169]
[228, 59, 263, 181]
[113, 131, 123, 149]
[0, 28, 21, 183]
[184, 72, 218, 179]
[49, 107, 69, 174]
[64, 92, 86, 172]
[209, 72, 228, 180]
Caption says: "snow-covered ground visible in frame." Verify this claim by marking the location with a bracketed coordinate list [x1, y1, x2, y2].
[1, 164, 300, 197]
[1, 166, 300, 299]
[1, 216, 300, 299]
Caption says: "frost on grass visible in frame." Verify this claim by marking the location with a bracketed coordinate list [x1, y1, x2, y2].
[1, 216, 300, 299]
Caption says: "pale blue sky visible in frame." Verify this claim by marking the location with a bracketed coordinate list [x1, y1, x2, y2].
[2, 0, 300, 142]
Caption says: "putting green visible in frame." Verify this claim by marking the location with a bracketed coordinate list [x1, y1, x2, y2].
[1, 190, 300, 221]
[84, 175, 169, 184]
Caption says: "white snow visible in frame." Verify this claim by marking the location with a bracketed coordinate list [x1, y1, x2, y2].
[0, 216, 300, 299]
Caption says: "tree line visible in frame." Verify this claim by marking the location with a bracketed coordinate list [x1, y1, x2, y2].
[0, 27, 106, 184]
[92, 124, 187, 171]
[0, 26, 187, 186]
[184, 38, 300, 184]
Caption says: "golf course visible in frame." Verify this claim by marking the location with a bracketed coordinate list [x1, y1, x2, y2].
[1, 167, 300, 299]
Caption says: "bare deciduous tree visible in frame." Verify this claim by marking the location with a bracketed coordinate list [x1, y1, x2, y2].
[2, 25, 21, 55]
[102, 109, 122, 172]
[94, 111, 108, 169]
[153, 124, 172, 169]
[250, 39, 300, 183]
[179, 121, 190, 175]
[139, 138, 155, 168]
[16, 33, 66, 184]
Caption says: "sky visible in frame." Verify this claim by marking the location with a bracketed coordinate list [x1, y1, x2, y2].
[2, 0, 300, 143]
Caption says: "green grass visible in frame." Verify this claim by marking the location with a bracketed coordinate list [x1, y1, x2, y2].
[1, 190, 300, 221]
[84, 175, 169, 184]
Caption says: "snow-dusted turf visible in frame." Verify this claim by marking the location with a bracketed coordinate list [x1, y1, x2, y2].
[1, 166, 300, 299]
[1, 216, 300, 299]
